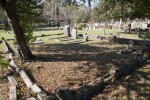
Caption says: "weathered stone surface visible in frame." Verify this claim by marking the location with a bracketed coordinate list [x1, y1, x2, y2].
[46, 94, 59, 100]
[82, 33, 88, 41]
[37, 38, 42, 41]
[7, 76, 17, 86]
[37, 91, 47, 100]
[15, 67, 22, 73]
[31, 41, 44, 45]
[30, 84, 42, 93]
[10, 60, 17, 68]
[54, 87, 73, 100]
[101, 28, 106, 35]
[55, 39, 60, 42]
[19, 70, 33, 88]
[9, 53, 13, 59]
[72, 29, 78, 39]
[27, 97, 36, 100]
[10, 86, 17, 100]
[2, 37, 15, 54]
[64, 25, 70, 36]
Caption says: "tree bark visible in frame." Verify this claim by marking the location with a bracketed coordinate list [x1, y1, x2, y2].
[0, 0, 34, 60]
[127, 18, 132, 34]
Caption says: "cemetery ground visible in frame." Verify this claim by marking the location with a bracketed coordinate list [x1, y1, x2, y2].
[0, 28, 150, 100]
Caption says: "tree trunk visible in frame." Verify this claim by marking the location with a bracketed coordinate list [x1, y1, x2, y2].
[128, 23, 131, 33]
[3, 16, 9, 32]
[0, 0, 34, 60]
[127, 18, 132, 34]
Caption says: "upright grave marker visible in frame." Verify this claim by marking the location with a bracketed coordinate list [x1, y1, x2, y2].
[72, 29, 78, 39]
[64, 25, 71, 36]
[83, 33, 88, 41]
[101, 28, 106, 35]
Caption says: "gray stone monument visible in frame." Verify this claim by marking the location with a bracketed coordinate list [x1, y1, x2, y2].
[101, 28, 106, 35]
[135, 28, 141, 38]
[72, 29, 78, 39]
[64, 25, 70, 36]
[82, 33, 88, 41]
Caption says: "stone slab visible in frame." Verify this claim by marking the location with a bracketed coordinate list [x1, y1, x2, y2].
[10, 60, 18, 68]
[27, 97, 36, 100]
[55, 39, 60, 42]
[7, 76, 17, 86]
[9, 86, 17, 100]
[31, 41, 44, 45]
[19, 70, 33, 88]
[30, 84, 42, 93]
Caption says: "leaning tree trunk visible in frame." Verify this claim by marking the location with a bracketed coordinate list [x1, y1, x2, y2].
[0, 0, 34, 60]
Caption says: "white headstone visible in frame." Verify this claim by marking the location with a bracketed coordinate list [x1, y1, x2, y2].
[93, 26, 96, 30]
[82, 33, 88, 41]
[72, 29, 78, 39]
[37, 38, 42, 41]
[89, 25, 92, 30]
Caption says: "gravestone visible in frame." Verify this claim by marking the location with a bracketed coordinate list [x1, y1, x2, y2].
[119, 18, 122, 31]
[93, 26, 96, 30]
[101, 28, 106, 35]
[64, 25, 71, 36]
[82, 33, 88, 41]
[142, 24, 147, 29]
[135, 28, 141, 38]
[55, 39, 60, 42]
[72, 29, 78, 39]
[31, 41, 44, 45]
[112, 25, 115, 30]
[131, 21, 136, 29]
[37, 38, 42, 41]
[89, 25, 92, 30]
[119, 40, 136, 54]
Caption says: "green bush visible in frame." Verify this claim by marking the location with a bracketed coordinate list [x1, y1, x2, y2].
[82, 24, 86, 28]
[78, 24, 83, 30]
[78, 24, 86, 30]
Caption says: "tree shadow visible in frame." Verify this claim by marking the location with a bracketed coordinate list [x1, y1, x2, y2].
[124, 65, 150, 100]
[97, 61, 150, 100]
[32, 42, 135, 76]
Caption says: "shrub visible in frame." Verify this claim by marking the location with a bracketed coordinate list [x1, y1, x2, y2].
[78, 24, 83, 30]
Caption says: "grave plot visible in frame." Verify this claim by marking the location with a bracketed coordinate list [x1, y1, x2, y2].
[25, 39, 139, 96]
[0, 29, 149, 100]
